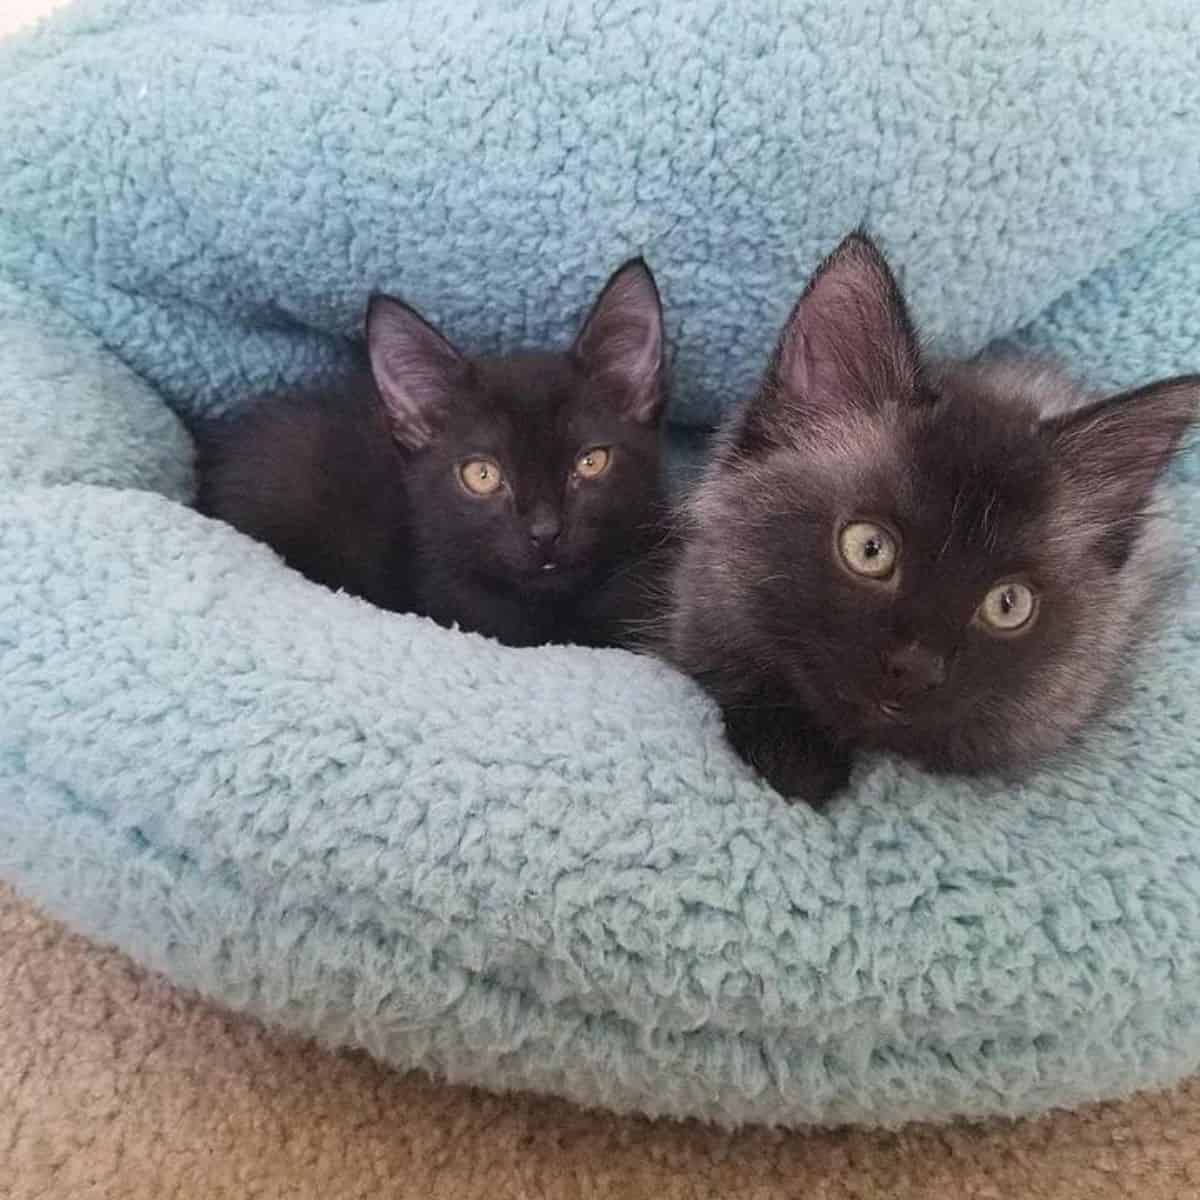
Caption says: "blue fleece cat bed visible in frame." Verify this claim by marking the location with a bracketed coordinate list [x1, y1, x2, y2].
[2, 0, 1200, 1127]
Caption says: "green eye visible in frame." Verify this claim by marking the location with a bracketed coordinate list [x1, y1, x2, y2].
[838, 521, 898, 580]
[977, 582, 1038, 633]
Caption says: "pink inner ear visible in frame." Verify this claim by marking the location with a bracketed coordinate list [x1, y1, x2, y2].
[573, 260, 664, 424]
[1050, 376, 1199, 509]
[774, 234, 921, 419]
[366, 296, 464, 451]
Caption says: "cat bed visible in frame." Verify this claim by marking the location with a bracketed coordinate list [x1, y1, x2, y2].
[2, 0, 1200, 1128]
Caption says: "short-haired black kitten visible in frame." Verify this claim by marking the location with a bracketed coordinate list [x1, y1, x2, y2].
[195, 259, 667, 647]
[667, 232, 1197, 805]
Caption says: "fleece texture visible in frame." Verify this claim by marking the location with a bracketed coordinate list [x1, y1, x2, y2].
[1, 0, 1199, 1127]
[11, 882, 1200, 1200]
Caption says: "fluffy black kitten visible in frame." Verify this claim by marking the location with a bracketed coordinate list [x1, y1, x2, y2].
[195, 260, 668, 647]
[667, 232, 1197, 805]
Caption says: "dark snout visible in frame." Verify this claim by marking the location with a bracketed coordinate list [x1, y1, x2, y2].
[528, 507, 562, 551]
[523, 501, 567, 579]
[880, 642, 947, 698]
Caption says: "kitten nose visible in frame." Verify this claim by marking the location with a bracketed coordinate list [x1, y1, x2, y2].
[881, 643, 946, 694]
[528, 509, 561, 549]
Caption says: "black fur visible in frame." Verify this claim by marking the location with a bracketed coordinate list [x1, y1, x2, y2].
[194, 260, 669, 648]
[666, 232, 1198, 805]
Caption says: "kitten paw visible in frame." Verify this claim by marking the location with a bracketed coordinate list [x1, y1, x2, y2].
[776, 755, 852, 807]
[723, 707, 851, 807]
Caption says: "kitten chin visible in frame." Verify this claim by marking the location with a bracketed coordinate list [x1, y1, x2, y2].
[666, 232, 1198, 806]
[195, 259, 671, 648]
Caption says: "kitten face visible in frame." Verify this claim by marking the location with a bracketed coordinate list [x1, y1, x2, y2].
[672, 232, 1197, 785]
[695, 376, 1113, 769]
[394, 351, 662, 594]
[366, 258, 666, 614]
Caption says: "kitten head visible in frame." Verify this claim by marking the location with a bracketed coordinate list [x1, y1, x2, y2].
[365, 259, 665, 604]
[675, 232, 1197, 772]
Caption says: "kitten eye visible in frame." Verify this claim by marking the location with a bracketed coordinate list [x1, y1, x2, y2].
[574, 446, 612, 480]
[459, 458, 504, 496]
[977, 582, 1037, 633]
[838, 521, 898, 580]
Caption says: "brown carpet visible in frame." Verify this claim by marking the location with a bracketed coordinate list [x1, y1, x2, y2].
[2, 883, 1198, 1200]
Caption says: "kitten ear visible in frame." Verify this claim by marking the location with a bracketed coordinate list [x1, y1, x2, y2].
[759, 232, 922, 437]
[572, 258, 665, 425]
[366, 294, 468, 450]
[1044, 375, 1198, 512]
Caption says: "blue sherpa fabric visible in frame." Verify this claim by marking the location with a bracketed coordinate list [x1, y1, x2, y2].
[2, 0, 1200, 1128]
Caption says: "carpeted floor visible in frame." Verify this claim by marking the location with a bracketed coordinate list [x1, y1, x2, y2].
[4, 3, 1200, 1197]
[3, 881, 1199, 1200]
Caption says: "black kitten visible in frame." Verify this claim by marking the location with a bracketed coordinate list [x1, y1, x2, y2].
[667, 232, 1197, 805]
[195, 260, 668, 647]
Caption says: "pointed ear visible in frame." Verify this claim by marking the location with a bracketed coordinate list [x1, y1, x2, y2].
[752, 232, 922, 443]
[366, 294, 467, 450]
[572, 258, 665, 425]
[1044, 375, 1198, 513]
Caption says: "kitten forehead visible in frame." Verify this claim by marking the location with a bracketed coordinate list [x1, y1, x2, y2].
[702, 393, 1058, 589]
[475, 351, 583, 415]
[438, 352, 587, 451]
[789, 393, 1045, 495]
[904, 394, 1051, 510]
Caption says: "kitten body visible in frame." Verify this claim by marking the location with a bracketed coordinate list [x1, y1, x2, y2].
[196, 261, 669, 647]
[667, 234, 1197, 804]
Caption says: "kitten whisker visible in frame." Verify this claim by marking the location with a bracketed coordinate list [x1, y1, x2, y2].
[938, 484, 966, 561]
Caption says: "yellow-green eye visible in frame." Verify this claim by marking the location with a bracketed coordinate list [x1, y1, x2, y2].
[977, 582, 1037, 633]
[838, 521, 898, 580]
[459, 458, 503, 496]
[575, 446, 612, 479]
